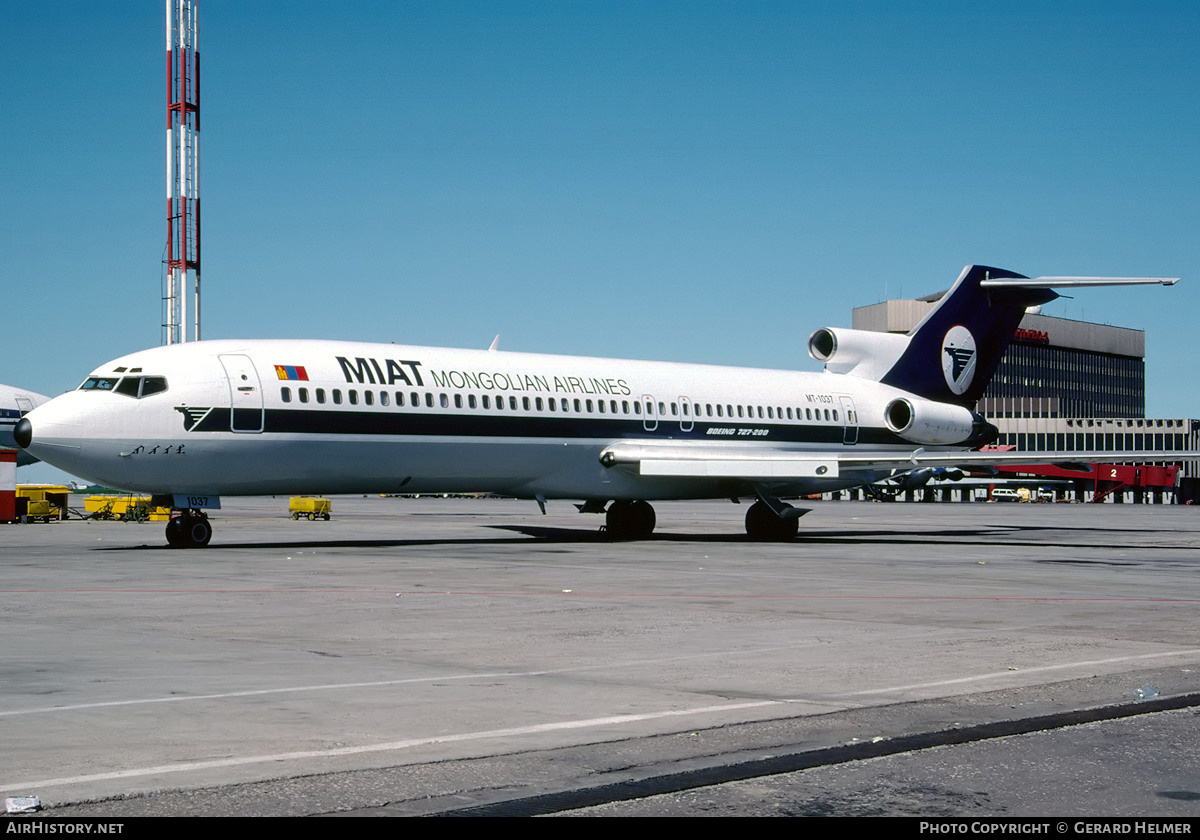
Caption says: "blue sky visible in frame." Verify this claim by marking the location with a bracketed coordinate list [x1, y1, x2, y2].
[5, 2, 1199, 480]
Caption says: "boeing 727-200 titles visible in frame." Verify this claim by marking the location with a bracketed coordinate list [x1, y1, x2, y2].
[12, 265, 1191, 547]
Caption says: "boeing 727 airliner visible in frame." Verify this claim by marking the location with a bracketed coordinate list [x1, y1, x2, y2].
[13, 265, 1188, 547]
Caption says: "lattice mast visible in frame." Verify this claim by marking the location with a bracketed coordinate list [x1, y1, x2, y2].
[164, 0, 200, 344]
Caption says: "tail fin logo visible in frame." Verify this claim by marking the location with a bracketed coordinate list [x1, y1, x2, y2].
[941, 326, 977, 395]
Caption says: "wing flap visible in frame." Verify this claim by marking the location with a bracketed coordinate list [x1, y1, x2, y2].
[639, 458, 839, 479]
[600, 443, 839, 478]
[600, 442, 1197, 481]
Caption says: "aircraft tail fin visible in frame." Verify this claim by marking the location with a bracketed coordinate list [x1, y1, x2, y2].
[878, 265, 1178, 406]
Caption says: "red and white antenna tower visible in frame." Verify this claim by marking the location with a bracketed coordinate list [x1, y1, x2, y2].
[164, 0, 200, 344]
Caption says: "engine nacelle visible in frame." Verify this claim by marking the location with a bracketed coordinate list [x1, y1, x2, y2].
[807, 327, 910, 378]
[884, 396, 981, 446]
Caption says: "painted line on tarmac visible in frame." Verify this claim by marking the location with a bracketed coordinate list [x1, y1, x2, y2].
[0, 700, 782, 791]
[2, 646, 1196, 719]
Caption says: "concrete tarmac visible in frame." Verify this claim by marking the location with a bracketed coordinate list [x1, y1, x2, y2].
[1, 496, 1198, 817]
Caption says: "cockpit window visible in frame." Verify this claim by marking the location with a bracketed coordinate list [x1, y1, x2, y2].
[140, 377, 168, 396]
[115, 377, 141, 397]
[79, 377, 119, 391]
[82, 376, 169, 398]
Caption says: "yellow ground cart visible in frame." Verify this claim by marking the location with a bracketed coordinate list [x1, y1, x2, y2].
[84, 495, 171, 522]
[15, 485, 70, 522]
[289, 496, 331, 520]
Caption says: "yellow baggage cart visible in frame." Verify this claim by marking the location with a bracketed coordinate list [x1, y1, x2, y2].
[289, 496, 331, 520]
[84, 495, 171, 521]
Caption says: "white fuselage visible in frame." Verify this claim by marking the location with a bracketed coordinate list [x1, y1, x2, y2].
[21, 339, 935, 499]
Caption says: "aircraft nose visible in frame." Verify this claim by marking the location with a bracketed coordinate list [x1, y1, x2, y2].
[13, 417, 32, 449]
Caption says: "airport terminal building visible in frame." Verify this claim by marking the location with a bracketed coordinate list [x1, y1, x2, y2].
[851, 293, 1200, 496]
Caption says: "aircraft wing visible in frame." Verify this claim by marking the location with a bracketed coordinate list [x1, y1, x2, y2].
[598, 442, 1198, 480]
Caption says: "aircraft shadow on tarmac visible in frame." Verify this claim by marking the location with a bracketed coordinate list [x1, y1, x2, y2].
[93, 522, 1180, 553]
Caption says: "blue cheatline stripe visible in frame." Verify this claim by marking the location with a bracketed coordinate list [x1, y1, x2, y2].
[186, 406, 905, 446]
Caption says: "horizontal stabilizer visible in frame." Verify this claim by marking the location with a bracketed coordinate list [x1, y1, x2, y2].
[980, 276, 1179, 288]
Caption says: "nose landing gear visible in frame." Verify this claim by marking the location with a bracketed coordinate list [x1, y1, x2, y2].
[604, 500, 657, 540]
[165, 510, 212, 548]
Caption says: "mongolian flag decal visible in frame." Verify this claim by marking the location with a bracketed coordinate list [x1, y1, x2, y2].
[274, 365, 309, 381]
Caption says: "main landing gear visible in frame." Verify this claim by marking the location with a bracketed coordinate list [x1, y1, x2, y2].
[165, 510, 212, 548]
[600, 496, 808, 541]
[744, 500, 802, 541]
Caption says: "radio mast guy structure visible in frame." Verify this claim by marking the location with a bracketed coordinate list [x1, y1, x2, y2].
[164, 0, 200, 344]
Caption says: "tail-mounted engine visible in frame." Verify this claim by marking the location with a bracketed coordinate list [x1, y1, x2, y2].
[807, 328, 910, 379]
[884, 396, 998, 447]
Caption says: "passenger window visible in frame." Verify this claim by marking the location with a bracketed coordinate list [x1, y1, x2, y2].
[364, 391, 373, 406]
[349, 390, 359, 405]
[316, 389, 326, 404]
[333, 390, 342, 405]
[523, 397, 530, 411]
[440, 394, 449, 408]
[425, 393, 434, 408]
[509, 397, 517, 410]
[454, 394, 463, 408]
[299, 388, 309, 403]
[380, 392, 389, 406]
[469, 395, 477, 409]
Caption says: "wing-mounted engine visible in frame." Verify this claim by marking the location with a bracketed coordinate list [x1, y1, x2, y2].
[807, 328, 910, 380]
[884, 396, 998, 447]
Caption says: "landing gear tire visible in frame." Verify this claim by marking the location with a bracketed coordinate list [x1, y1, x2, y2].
[605, 500, 656, 540]
[166, 512, 212, 548]
[166, 517, 185, 548]
[745, 501, 799, 541]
